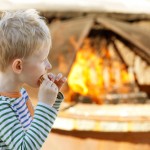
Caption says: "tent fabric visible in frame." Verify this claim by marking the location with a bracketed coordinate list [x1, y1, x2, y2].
[0, 0, 150, 14]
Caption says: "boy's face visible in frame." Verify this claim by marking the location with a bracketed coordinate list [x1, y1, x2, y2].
[21, 43, 52, 88]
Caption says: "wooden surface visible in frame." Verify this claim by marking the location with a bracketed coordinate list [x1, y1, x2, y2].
[59, 103, 150, 122]
[41, 132, 150, 150]
[52, 129, 150, 142]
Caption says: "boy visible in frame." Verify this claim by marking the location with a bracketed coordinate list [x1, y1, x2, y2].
[0, 9, 67, 150]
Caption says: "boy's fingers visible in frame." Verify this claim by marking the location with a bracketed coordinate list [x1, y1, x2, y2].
[55, 77, 67, 83]
[55, 73, 63, 81]
[61, 77, 67, 83]
[55, 77, 67, 88]
[48, 73, 55, 82]
[47, 73, 67, 85]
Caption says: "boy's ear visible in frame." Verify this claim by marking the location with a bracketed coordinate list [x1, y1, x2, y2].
[12, 59, 23, 74]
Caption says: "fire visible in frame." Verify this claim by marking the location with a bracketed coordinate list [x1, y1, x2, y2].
[68, 38, 134, 103]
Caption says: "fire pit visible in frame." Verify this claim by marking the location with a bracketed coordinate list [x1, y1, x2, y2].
[49, 15, 150, 104]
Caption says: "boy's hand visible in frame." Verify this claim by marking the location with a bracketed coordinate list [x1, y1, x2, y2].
[38, 78, 58, 106]
[48, 73, 67, 91]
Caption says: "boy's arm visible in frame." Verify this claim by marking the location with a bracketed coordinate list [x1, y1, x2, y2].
[26, 92, 64, 116]
[0, 101, 58, 150]
[25, 89, 64, 119]
[25, 94, 64, 119]
[52, 92, 64, 111]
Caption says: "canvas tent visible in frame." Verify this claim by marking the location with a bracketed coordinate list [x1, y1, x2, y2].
[0, 0, 150, 14]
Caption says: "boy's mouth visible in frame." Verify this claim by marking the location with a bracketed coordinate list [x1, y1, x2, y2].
[38, 72, 57, 86]
[38, 74, 45, 85]
[38, 73, 49, 85]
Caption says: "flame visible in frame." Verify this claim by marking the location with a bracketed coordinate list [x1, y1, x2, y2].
[67, 38, 135, 103]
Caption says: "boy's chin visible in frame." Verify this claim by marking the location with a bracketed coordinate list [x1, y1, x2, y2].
[27, 82, 40, 88]
[33, 84, 40, 88]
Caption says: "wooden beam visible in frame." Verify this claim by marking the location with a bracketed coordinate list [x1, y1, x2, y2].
[49, 17, 94, 77]
[96, 17, 150, 64]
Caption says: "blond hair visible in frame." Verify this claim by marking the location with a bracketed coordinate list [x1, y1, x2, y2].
[0, 9, 51, 72]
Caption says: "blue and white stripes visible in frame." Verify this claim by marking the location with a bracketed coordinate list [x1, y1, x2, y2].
[10, 88, 32, 130]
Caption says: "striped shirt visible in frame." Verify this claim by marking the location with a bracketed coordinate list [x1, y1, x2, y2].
[0, 88, 64, 150]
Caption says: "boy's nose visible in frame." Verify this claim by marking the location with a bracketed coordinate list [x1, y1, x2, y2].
[45, 59, 52, 70]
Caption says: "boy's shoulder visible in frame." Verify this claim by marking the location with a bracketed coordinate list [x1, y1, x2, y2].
[0, 97, 11, 106]
[0, 88, 27, 113]
[0, 97, 12, 114]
